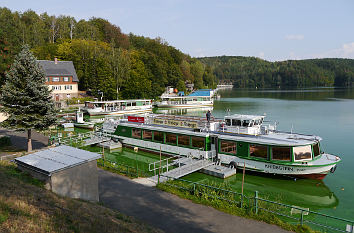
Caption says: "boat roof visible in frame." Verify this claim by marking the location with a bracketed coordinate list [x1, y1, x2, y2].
[188, 89, 213, 97]
[118, 120, 321, 146]
[86, 99, 151, 104]
[225, 114, 265, 121]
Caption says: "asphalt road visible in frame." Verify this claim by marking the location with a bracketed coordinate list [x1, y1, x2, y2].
[98, 169, 290, 233]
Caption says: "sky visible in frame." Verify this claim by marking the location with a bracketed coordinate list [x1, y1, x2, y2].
[2, 0, 354, 61]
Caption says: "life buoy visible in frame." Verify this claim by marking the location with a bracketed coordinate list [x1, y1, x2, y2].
[228, 161, 237, 169]
[330, 165, 337, 173]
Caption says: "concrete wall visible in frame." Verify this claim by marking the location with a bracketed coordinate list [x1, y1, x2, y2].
[50, 160, 99, 202]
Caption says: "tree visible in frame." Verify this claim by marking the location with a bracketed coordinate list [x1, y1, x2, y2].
[0, 45, 56, 152]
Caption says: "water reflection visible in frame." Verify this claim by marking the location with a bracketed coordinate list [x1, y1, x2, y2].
[184, 172, 339, 210]
[218, 87, 354, 101]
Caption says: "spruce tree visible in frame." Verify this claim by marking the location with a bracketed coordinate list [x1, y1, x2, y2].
[0, 45, 56, 152]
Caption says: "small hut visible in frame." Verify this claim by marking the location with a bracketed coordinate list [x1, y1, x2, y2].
[15, 145, 101, 202]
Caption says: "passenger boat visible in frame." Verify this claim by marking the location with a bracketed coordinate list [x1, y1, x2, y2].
[104, 113, 341, 180]
[83, 99, 152, 116]
[154, 89, 214, 108]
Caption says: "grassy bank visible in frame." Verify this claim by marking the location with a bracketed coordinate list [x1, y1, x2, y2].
[0, 161, 162, 233]
[157, 180, 319, 233]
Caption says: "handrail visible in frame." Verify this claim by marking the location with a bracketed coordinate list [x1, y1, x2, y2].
[159, 175, 354, 232]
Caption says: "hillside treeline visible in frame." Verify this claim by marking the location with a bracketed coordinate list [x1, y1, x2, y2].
[0, 7, 217, 99]
[198, 56, 354, 88]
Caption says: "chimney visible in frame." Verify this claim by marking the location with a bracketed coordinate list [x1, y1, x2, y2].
[54, 57, 58, 64]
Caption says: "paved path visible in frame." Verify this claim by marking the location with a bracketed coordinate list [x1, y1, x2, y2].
[0, 128, 48, 155]
[99, 169, 290, 233]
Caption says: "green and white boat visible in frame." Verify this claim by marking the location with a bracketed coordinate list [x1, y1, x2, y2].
[104, 113, 341, 179]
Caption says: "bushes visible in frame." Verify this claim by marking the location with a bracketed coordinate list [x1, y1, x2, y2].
[0, 136, 11, 147]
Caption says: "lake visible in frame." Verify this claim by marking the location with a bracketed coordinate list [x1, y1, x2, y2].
[102, 87, 354, 221]
[173, 87, 354, 220]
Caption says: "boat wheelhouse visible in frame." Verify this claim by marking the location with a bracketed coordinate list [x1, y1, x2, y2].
[105, 113, 341, 180]
[155, 89, 214, 108]
[83, 99, 152, 116]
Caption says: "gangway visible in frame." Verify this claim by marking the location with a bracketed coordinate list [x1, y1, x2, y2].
[83, 134, 111, 146]
[149, 158, 214, 183]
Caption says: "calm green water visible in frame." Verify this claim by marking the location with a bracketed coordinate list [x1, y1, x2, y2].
[184, 88, 354, 220]
[91, 87, 354, 221]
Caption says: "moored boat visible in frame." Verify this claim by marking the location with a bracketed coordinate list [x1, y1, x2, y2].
[154, 89, 214, 108]
[103, 113, 341, 179]
[83, 99, 152, 116]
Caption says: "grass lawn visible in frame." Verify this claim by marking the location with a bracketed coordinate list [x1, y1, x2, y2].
[0, 160, 162, 233]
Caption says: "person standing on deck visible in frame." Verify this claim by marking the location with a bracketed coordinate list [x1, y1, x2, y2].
[206, 110, 212, 123]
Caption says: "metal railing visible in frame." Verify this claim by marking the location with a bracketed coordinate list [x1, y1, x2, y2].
[159, 175, 354, 232]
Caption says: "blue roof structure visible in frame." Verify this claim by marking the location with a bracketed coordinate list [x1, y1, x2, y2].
[178, 91, 185, 96]
[187, 89, 213, 97]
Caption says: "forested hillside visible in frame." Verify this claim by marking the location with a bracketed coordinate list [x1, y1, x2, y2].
[1, 8, 353, 100]
[0, 8, 217, 99]
[198, 56, 354, 88]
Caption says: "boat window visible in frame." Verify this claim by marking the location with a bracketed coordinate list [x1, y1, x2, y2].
[242, 120, 250, 127]
[272, 147, 291, 161]
[132, 128, 141, 139]
[191, 137, 205, 149]
[232, 119, 241, 126]
[250, 144, 268, 159]
[220, 140, 237, 155]
[166, 133, 177, 145]
[294, 145, 312, 161]
[178, 135, 190, 147]
[226, 119, 231, 126]
[153, 131, 164, 143]
[143, 130, 152, 140]
[313, 143, 320, 157]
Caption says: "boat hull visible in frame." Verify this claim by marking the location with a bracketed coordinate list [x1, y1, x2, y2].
[219, 153, 338, 180]
[85, 108, 152, 116]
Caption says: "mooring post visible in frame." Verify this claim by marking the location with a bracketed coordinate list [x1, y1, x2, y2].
[254, 191, 259, 214]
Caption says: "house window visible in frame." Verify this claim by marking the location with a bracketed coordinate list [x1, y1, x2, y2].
[65, 85, 72, 90]
[220, 140, 237, 154]
[63, 77, 69, 82]
[52, 86, 61, 90]
[52, 77, 60, 82]
[250, 144, 268, 159]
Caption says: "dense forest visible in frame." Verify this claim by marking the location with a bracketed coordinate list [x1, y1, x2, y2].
[198, 56, 354, 88]
[0, 8, 353, 101]
[0, 7, 217, 100]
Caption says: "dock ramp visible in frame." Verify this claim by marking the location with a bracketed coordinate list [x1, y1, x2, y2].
[150, 158, 214, 183]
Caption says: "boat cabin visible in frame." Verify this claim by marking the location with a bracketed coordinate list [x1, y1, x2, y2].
[223, 114, 269, 135]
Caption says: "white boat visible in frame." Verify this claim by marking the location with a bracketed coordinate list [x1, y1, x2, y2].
[155, 89, 214, 108]
[83, 99, 152, 116]
[103, 113, 341, 180]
